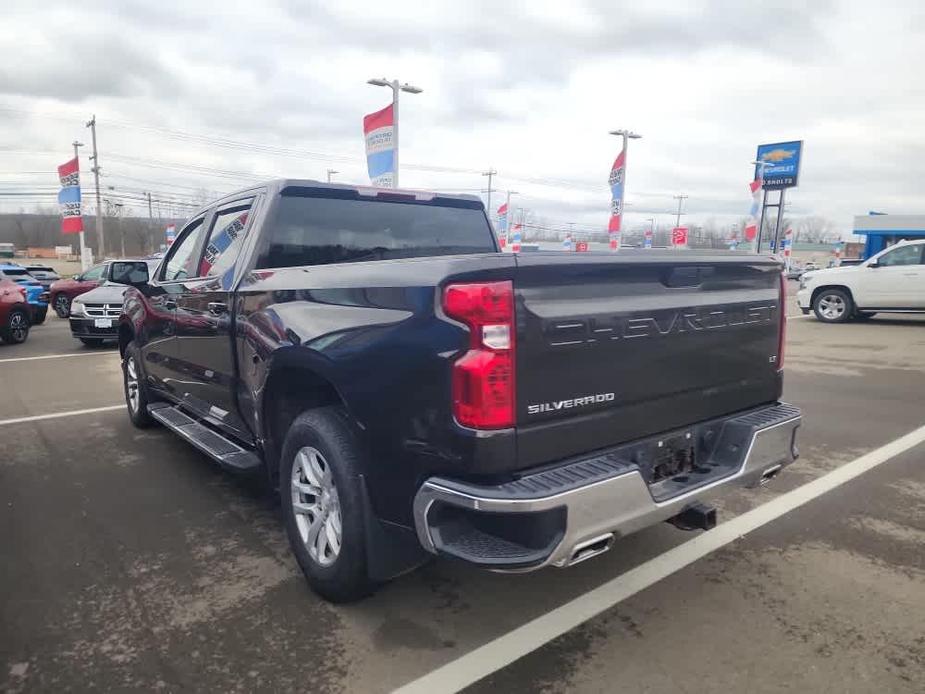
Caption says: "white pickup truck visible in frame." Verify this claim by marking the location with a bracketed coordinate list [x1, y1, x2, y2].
[797, 239, 925, 322]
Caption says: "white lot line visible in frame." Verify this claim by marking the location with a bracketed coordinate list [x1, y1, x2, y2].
[0, 351, 117, 364]
[0, 404, 124, 427]
[787, 314, 811, 320]
[396, 423, 925, 694]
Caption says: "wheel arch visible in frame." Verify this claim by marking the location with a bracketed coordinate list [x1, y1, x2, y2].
[261, 357, 351, 490]
[811, 284, 855, 307]
[118, 321, 135, 357]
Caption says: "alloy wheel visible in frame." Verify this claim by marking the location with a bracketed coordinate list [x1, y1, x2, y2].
[291, 446, 342, 567]
[125, 356, 140, 412]
[9, 312, 27, 342]
[818, 293, 846, 320]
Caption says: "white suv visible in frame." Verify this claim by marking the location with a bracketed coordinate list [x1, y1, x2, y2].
[797, 239, 925, 323]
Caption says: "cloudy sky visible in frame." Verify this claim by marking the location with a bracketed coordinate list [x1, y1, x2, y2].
[2, 0, 923, 235]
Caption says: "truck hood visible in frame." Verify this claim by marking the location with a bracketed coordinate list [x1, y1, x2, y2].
[803, 266, 860, 282]
[75, 284, 129, 304]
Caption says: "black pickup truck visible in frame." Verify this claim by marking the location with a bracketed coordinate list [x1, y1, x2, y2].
[118, 180, 801, 602]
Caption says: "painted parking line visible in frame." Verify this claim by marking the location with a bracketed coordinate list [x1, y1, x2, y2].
[0, 351, 118, 364]
[786, 314, 811, 320]
[395, 423, 925, 694]
[0, 404, 124, 427]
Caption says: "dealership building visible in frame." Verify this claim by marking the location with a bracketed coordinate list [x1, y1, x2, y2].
[853, 214, 925, 259]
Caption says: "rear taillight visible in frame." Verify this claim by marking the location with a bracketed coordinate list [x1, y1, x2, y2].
[778, 271, 786, 370]
[443, 281, 515, 429]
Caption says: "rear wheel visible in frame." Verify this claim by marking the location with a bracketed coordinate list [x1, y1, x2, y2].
[813, 288, 852, 323]
[281, 407, 375, 603]
[0, 309, 30, 344]
[79, 337, 104, 347]
[53, 294, 70, 318]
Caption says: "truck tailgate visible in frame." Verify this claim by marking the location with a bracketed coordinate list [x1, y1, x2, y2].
[514, 251, 783, 468]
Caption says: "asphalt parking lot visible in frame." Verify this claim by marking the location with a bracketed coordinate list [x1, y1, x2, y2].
[2, 295, 924, 693]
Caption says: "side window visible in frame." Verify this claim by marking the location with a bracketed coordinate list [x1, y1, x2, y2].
[81, 264, 105, 282]
[198, 201, 253, 278]
[878, 245, 923, 267]
[162, 218, 206, 281]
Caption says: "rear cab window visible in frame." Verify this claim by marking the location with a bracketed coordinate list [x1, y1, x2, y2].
[257, 188, 496, 269]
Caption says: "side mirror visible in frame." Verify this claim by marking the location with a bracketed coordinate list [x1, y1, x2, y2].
[868, 259, 880, 268]
[73, 274, 81, 280]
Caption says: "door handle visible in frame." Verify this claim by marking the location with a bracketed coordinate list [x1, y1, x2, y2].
[164, 299, 177, 310]
[207, 302, 228, 316]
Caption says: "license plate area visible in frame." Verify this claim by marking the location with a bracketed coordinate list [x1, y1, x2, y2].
[94, 318, 113, 328]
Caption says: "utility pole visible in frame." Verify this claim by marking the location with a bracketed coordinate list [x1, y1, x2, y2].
[71, 140, 88, 268]
[86, 115, 106, 257]
[367, 77, 423, 188]
[673, 194, 688, 229]
[326, 169, 338, 183]
[146, 192, 153, 219]
[113, 202, 125, 257]
[482, 168, 497, 215]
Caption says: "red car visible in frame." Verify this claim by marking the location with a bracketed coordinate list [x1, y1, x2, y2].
[49, 262, 109, 318]
[0, 278, 31, 344]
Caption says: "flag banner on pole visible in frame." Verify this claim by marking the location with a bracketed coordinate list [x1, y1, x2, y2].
[744, 176, 762, 242]
[165, 224, 177, 247]
[608, 150, 625, 250]
[671, 227, 689, 247]
[644, 226, 653, 249]
[496, 203, 509, 249]
[781, 227, 793, 257]
[511, 223, 522, 253]
[363, 103, 395, 188]
[57, 157, 83, 234]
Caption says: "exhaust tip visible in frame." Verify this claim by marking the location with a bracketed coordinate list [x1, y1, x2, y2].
[567, 533, 614, 566]
[759, 464, 783, 486]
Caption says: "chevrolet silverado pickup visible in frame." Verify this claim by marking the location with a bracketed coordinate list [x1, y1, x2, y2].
[118, 180, 801, 602]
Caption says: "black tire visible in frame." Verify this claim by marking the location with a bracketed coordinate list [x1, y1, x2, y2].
[122, 341, 155, 428]
[280, 407, 374, 603]
[32, 307, 47, 325]
[0, 308, 30, 344]
[53, 294, 70, 318]
[812, 288, 853, 323]
[79, 338, 104, 347]
[855, 311, 876, 321]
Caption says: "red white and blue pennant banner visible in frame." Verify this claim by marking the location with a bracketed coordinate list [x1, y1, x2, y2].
[363, 103, 395, 188]
[607, 150, 625, 250]
[743, 176, 762, 242]
[57, 157, 83, 234]
[496, 202, 508, 248]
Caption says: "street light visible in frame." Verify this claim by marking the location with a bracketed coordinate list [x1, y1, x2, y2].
[367, 77, 423, 188]
[326, 169, 339, 183]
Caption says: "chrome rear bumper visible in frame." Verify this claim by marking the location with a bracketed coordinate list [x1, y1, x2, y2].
[413, 403, 801, 571]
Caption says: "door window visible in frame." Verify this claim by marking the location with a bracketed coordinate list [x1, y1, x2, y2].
[198, 201, 253, 278]
[80, 264, 106, 281]
[877, 245, 923, 267]
[162, 218, 206, 281]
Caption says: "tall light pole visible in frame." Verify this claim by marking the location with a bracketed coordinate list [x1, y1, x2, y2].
[751, 160, 774, 252]
[71, 140, 89, 268]
[481, 168, 497, 214]
[608, 129, 642, 251]
[502, 190, 518, 247]
[367, 78, 423, 188]
[326, 169, 338, 183]
[85, 115, 105, 257]
[672, 194, 688, 229]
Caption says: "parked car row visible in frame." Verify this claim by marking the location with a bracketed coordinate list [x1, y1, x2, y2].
[0, 258, 160, 347]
